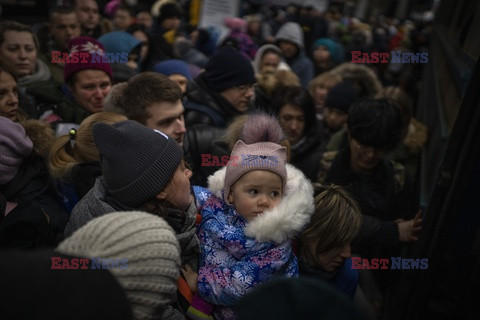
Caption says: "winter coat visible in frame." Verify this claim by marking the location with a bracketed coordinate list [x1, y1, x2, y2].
[290, 124, 324, 181]
[275, 22, 314, 88]
[184, 124, 227, 187]
[318, 148, 418, 256]
[0, 156, 68, 248]
[184, 75, 244, 128]
[299, 257, 358, 299]
[193, 164, 314, 319]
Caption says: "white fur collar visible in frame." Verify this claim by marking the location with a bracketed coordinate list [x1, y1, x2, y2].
[207, 164, 314, 244]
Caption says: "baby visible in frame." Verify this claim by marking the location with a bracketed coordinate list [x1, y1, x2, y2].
[190, 113, 314, 319]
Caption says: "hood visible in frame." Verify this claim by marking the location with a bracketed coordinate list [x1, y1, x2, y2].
[21, 119, 55, 158]
[207, 163, 314, 243]
[98, 31, 141, 55]
[253, 44, 283, 74]
[275, 22, 304, 49]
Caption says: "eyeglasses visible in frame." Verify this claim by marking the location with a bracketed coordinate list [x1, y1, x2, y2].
[235, 84, 255, 94]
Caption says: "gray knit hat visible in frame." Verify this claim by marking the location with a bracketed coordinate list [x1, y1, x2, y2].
[56, 211, 181, 320]
[93, 120, 183, 207]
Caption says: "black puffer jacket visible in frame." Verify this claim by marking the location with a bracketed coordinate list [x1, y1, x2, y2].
[184, 75, 242, 128]
[0, 156, 68, 248]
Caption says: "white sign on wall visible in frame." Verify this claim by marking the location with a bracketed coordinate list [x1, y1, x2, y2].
[199, 0, 240, 43]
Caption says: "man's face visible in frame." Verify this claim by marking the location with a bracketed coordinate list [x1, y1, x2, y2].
[324, 107, 347, 131]
[75, 0, 100, 31]
[50, 12, 81, 51]
[278, 103, 305, 145]
[220, 84, 255, 113]
[69, 69, 111, 114]
[278, 40, 298, 59]
[349, 137, 385, 173]
[113, 8, 133, 31]
[144, 100, 186, 146]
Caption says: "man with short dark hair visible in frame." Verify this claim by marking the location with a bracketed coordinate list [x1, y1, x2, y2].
[38, 6, 81, 83]
[184, 46, 256, 128]
[122, 72, 187, 146]
[74, 0, 102, 38]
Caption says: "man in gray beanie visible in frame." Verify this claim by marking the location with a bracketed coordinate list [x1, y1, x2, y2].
[184, 46, 256, 128]
[58, 211, 181, 320]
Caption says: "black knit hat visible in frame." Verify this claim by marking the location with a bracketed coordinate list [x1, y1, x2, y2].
[202, 46, 256, 92]
[325, 81, 358, 114]
[158, 2, 183, 24]
[93, 120, 183, 207]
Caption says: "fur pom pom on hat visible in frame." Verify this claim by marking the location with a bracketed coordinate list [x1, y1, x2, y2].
[223, 113, 287, 201]
[57, 211, 181, 320]
[0, 117, 33, 185]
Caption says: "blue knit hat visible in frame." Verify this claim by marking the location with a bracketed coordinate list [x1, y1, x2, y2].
[202, 46, 256, 92]
[153, 59, 192, 80]
[313, 38, 344, 64]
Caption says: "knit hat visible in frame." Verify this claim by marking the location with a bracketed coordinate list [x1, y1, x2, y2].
[222, 113, 287, 201]
[324, 81, 358, 114]
[154, 59, 192, 80]
[0, 117, 33, 185]
[92, 120, 183, 207]
[56, 211, 181, 320]
[64, 36, 113, 83]
[202, 46, 256, 92]
[313, 38, 345, 64]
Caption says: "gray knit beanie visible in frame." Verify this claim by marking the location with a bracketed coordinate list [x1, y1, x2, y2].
[56, 211, 181, 320]
[92, 120, 183, 207]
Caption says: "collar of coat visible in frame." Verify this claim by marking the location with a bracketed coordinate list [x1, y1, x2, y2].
[207, 163, 315, 244]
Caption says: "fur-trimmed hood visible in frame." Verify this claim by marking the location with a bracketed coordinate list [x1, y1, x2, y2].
[207, 163, 314, 243]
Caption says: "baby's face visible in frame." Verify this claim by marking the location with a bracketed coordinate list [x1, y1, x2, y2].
[228, 170, 283, 222]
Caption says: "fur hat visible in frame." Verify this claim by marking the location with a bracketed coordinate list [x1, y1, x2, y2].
[64, 36, 113, 83]
[0, 117, 33, 185]
[202, 46, 256, 92]
[222, 113, 287, 201]
[92, 120, 183, 207]
[57, 211, 181, 320]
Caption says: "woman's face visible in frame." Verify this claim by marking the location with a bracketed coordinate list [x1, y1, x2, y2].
[260, 52, 281, 74]
[160, 160, 193, 210]
[0, 31, 37, 77]
[0, 71, 19, 121]
[312, 243, 352, 273]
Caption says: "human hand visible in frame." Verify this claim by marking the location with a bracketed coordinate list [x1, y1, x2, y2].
[397, 210, 422, 242]
[181, 264, 198, 294]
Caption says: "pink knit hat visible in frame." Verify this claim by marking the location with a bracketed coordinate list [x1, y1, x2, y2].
[0, 117, 33, 185]
[63, 36, 113, 83]
[224, 141, 287, 202]
[223, 113, 287, 201]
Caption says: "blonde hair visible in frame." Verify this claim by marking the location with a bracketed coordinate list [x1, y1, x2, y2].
[300, 184, 362, 266]
[308, 71, 342, 98]
[48, 112, 128, 179]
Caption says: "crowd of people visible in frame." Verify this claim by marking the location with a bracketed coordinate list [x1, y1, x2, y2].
[0, 0, 432, 319]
